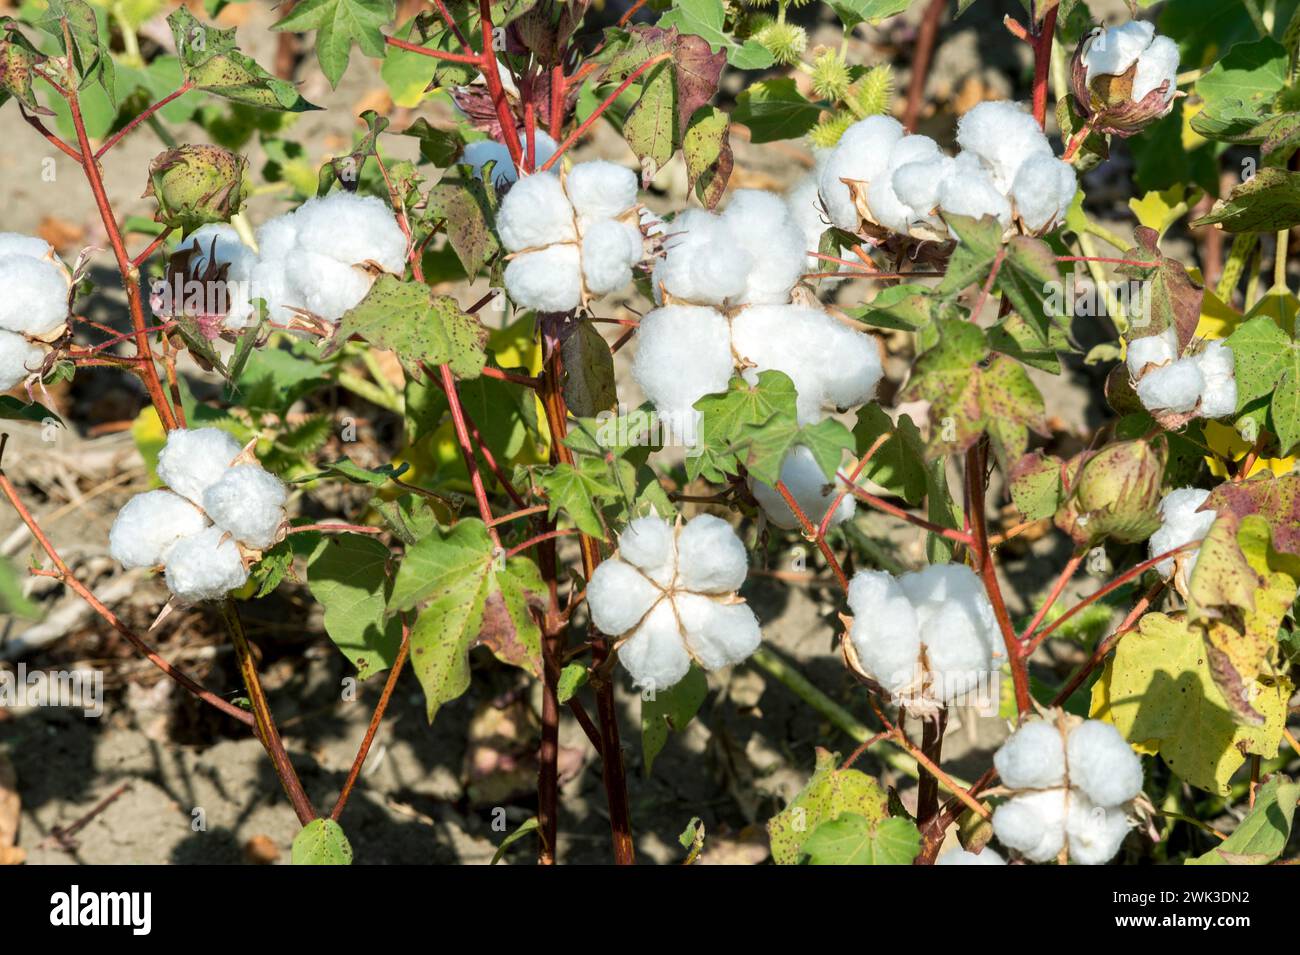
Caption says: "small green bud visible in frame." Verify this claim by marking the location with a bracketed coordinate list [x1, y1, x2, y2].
[144, 144, 250, 234]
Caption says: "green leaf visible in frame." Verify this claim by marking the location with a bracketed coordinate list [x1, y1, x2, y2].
[168, 8, 318, 111]
[38, 0, 114, 102]
[426, 173, 500, 278]
[641, 665, 708, 775]
[1193, 168, 1300, 233]
[622, 58, 676, 179]
[767, 748, 892, 865]
[733, 78, 820, 144]
[800, 813, 921, 865]
[657, 0, 773, 69]
[403, 117, 466, 168]
[798, 418, 856, 482]
[561, 321, 617, 418]
[1187, 775, 1300, 865]
[827, 0, 913, 31]
[683, 105, 732, 209]
[292, 818, 353, 864]
[851, 405, 927, 505]
[847, 283, 933, 332]
[490, 816, 540, 864]
[1007, 451, 1066, 521]
[690, 370, 801, 485]
[306, 533, 404, 681]
[1191, 37, 1288, 141]
[538, 461, 618, 539]
[1226, 313, 1300, 450]
[273, 0, 394, 88]
[0, 396, 62, 427]
[556, 663, 588, 704]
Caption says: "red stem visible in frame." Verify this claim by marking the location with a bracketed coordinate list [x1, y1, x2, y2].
[507, 527, 579, 558]
[837, 478, 974, 546]
[95, 80, 194, 158]
[1030, 6, 1059, 130]
[774, 480, 850, 593]
[382, 34, 481, 64]
[1018, 548, 1085, 642]
[902, 0, 946, 132]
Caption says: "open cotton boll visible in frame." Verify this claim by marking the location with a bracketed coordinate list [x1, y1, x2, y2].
[1067, 720, 1144, 807]
[956, 101, 1052, 192]
[936, 847, 1007, 865]
[201, 465, 288, 550]
[676, 593, 762, 671]
[108, 490, 209, 570]
[938, 153, 1013, 228]
[0, 233, 55, 260]
[617, 599, 693, 690]
[818, 115, 906, 230]
[992, 789, 1068, 863]
[653, 210, 750, 305]
[750, 444, 854, 531]
[786, 171, 833, 270]
[586, 558, 663, 637]
[504, 246, 583, 313]
[631, 305, 734, 424]
[284, 250, 375, 322]
[0, 330, 46, 391]
[1194, 340, 1237, 418]
[155, 427, 244, 507]
[292, 192, 407, 273]
[847, 570, 922, 694]
[994, 720, 1067, 790]
[924, 600, 995, 697]
[496, 174, 577, 251]
[892, 156, 954, 226]
[1084, 20, 1156, 88]
[719, 190, 807, 304]
[0, 256, 70, 336]
[1148, 487, 1214, 579]
[866, 135, 943, 233]
[814, 313, 883, 412]
[1011, 154, 1077, 232]
[163, 526, 249, 602]
[1136, 357, 1204, 413]
[1066, 795, 1132, 865]
[1132, 35, 1180, 103]
[566, 160, 638, 223]
[1125, 326, 1179, 377]
[618, 516, 676, 584]
[899, 563, 998, 656]
[581, 219, 639, 296]
[676, 514, 748, 594]
[255, 214, 300, 261]
[248, 257, 304, 323]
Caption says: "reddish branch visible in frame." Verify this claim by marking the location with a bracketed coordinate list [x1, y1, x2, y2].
[95, 81, 194, 158]
[902, 0, 946, 132]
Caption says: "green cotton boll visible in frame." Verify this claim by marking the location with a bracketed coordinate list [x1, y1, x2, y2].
[1054, 438, 1167, 546]
[144, 144, 251, 234]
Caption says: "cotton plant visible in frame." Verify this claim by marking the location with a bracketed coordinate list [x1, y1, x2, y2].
[109, 427, 289, 603]
[1072, 21, 1180, 135]
[1147, 487, 1217, 595]
[0, 233, 72, 391]
[1126, 327, 1238, 421]
[991, 714, 1145, 865]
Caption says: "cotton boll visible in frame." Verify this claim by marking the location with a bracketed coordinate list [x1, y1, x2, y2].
[248, 257, 303, 323]
[750, 444, 854, 531]
[786, 171, 833, 270]
[1125, 327, 1179, 377]
[0, 330, 46, 391]
[284, 250, 375, 322]
[1149, 487, 1215, 578]
[1194, 340, 1234, 381]
[1136, 357, 1204, 413]
[462, 130, 559, 186]
[618, 516, 676, 585]
[676, 514, 748, 594]
[1011, 154, 1077, 232]
[255, 214, 300, 261]
[924, 599, 994, 698]
[818, 115, 906, 230]
[631, 306, 734, 424]
[893, 156, 954, 226]
[992, 789, 1068, 863]
[292, 192, 407, 273]
[202, 465, 288, 550]
[108, 490, 209, 569]
[163, 525, 249, 602]
[847, 570, 922, 694]
[1066, 795, 1132, 865]
[814, 315, 883, 412]
[720, 190, 807, 304]
[617, 599, 692, 690]
[654, 210, 750, 305]
[0, 256, 70, 336]
[581, 219, 639, 296]
[900, 564, 998, 659]
[0, 233, 55, 260]
[586, 558, 664, 637]
[955, 101, 1053, 192]
[504, 246, 583, 312]
[936, 847, 1006, 865]
[866, 135, 943, 233]
[1084, 20, 1156, 88]
[496, 173, 577, 251]
[1194, 340, 1237, 418]
[1067, 720, 1144, 807]
[566, 160, 638, 223]
[1132, 35, 1179, 103]
[994, 720, 1067, 790]
[676, 593, 761, 671]
[156, 427, 244, 506]
[178, 223, 256, 281]
[939, 153, 1013, 228]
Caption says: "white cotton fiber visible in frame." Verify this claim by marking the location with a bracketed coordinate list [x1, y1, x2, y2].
[0, 256, 70, 336]
[0, 233, 55, 261]
[108, 490, 209, 569]
[676, 593, 762, 671]
[1136, 357, 1203, 413]
[653, 210, 751, 305]
[1067, 719, 1144, 808]
[163, 525, 249, 602]
[496, 173, 577, 251]
[847, 569, 922, 694]
[899, 563, 998, 656]
[1148, 487, 1214, 579]
[1084, 21, 1156, 88]
[248, 258, 303, 323]
[586, 558, 663, 637]
[866, 135, 942, 234]
[994, 720, 1067, 790]
[617, 598, 692, 690]
[750, 444, 854, 531]
[1132, 35, 1179, 103]
[786, 170, 833, 270]
[255, 214, 300, 261]
[938, 152, 1013, 228]
[0, 330, 46, 391]
[936, 847, 1006, 865]
[631, 305, 734, 421]
[816, 314, 884, 412]
[1011, 154, 1077, 233]
[283, 250, 375, 322]
[155, 427, 243, 507]
[893, 156, 954, 226]
[676, 513, 748, 594]
[956, 101, 1052, 192]
[992, 789, 1068, 863]
[1125, 326, 1179, 377]
[581, 219, 639, 295]
[504, 246, 583, 313]
[462, 130, 558, 186]
[201, 465, 288, 550]
[292, 191, 407, 273]
[618, 516, 676, 584]
[1066, 794, 1132, 865]
[818, 115, 905, 230]
[924, 599, 996, 697]
[1193, 340, 1237, 418]
[720, 189, 807, 304]
[566, 160, 638, 223]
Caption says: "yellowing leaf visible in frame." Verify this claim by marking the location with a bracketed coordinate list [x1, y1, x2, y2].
[767, 748, 891, 865]
[1129, 185, 1190, 239]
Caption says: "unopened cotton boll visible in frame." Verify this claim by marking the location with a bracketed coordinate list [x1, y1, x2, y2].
[818, 115, 905, 229]
[1066, 794, 1133, 865]
[992, 789, 1068, 863]
[0, 255, 70, 336]
[1148, 487, 1215, 579]
[618, 599, 693, 690]
[1125, 326, 1179, 377]
[496, 174, 577, 251]
[1131, 35, 1180, 103]
[163, 525, 249, 602]
[1067, 720, 1144, 807]
[938, 153, 1013, 228]
[617, 516, 676, 585]
[956, 101, 1052, 192]
[292, 191, 407, 273]
[504, 246, 583, 313]
[155, 427, 244, 507]
[581, 219, 639, 295]
[936, 847, 1006, 865]
[631, 305, 734, 425]
[108, 490, 209, 569]
[847, 570, 922, 694]
[0, 330, 46, 391]
[719, 190, 807, 304]
[676, 593, 762, 672]
[1136, 357, 1203, 413]
[750, 444, 854, 531]
[566, 160, 638, 223]
[202, 465, 288, 550]
[676, 513, 748, 594]
[1011, 154, 1077, 232]
[994, 720, 1067, 790]
[586, 558, 664, 637]
[1084, 21, 1155, 89]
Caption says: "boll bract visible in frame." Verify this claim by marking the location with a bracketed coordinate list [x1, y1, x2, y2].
[586, 514, 761, 691]
[749, 444, 855, 531]
[1147, 486, 1216, 592]
[991, 715, 1143, 864]
[1072, 21, 1179, 135]
[936, 847, 1006, 865]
